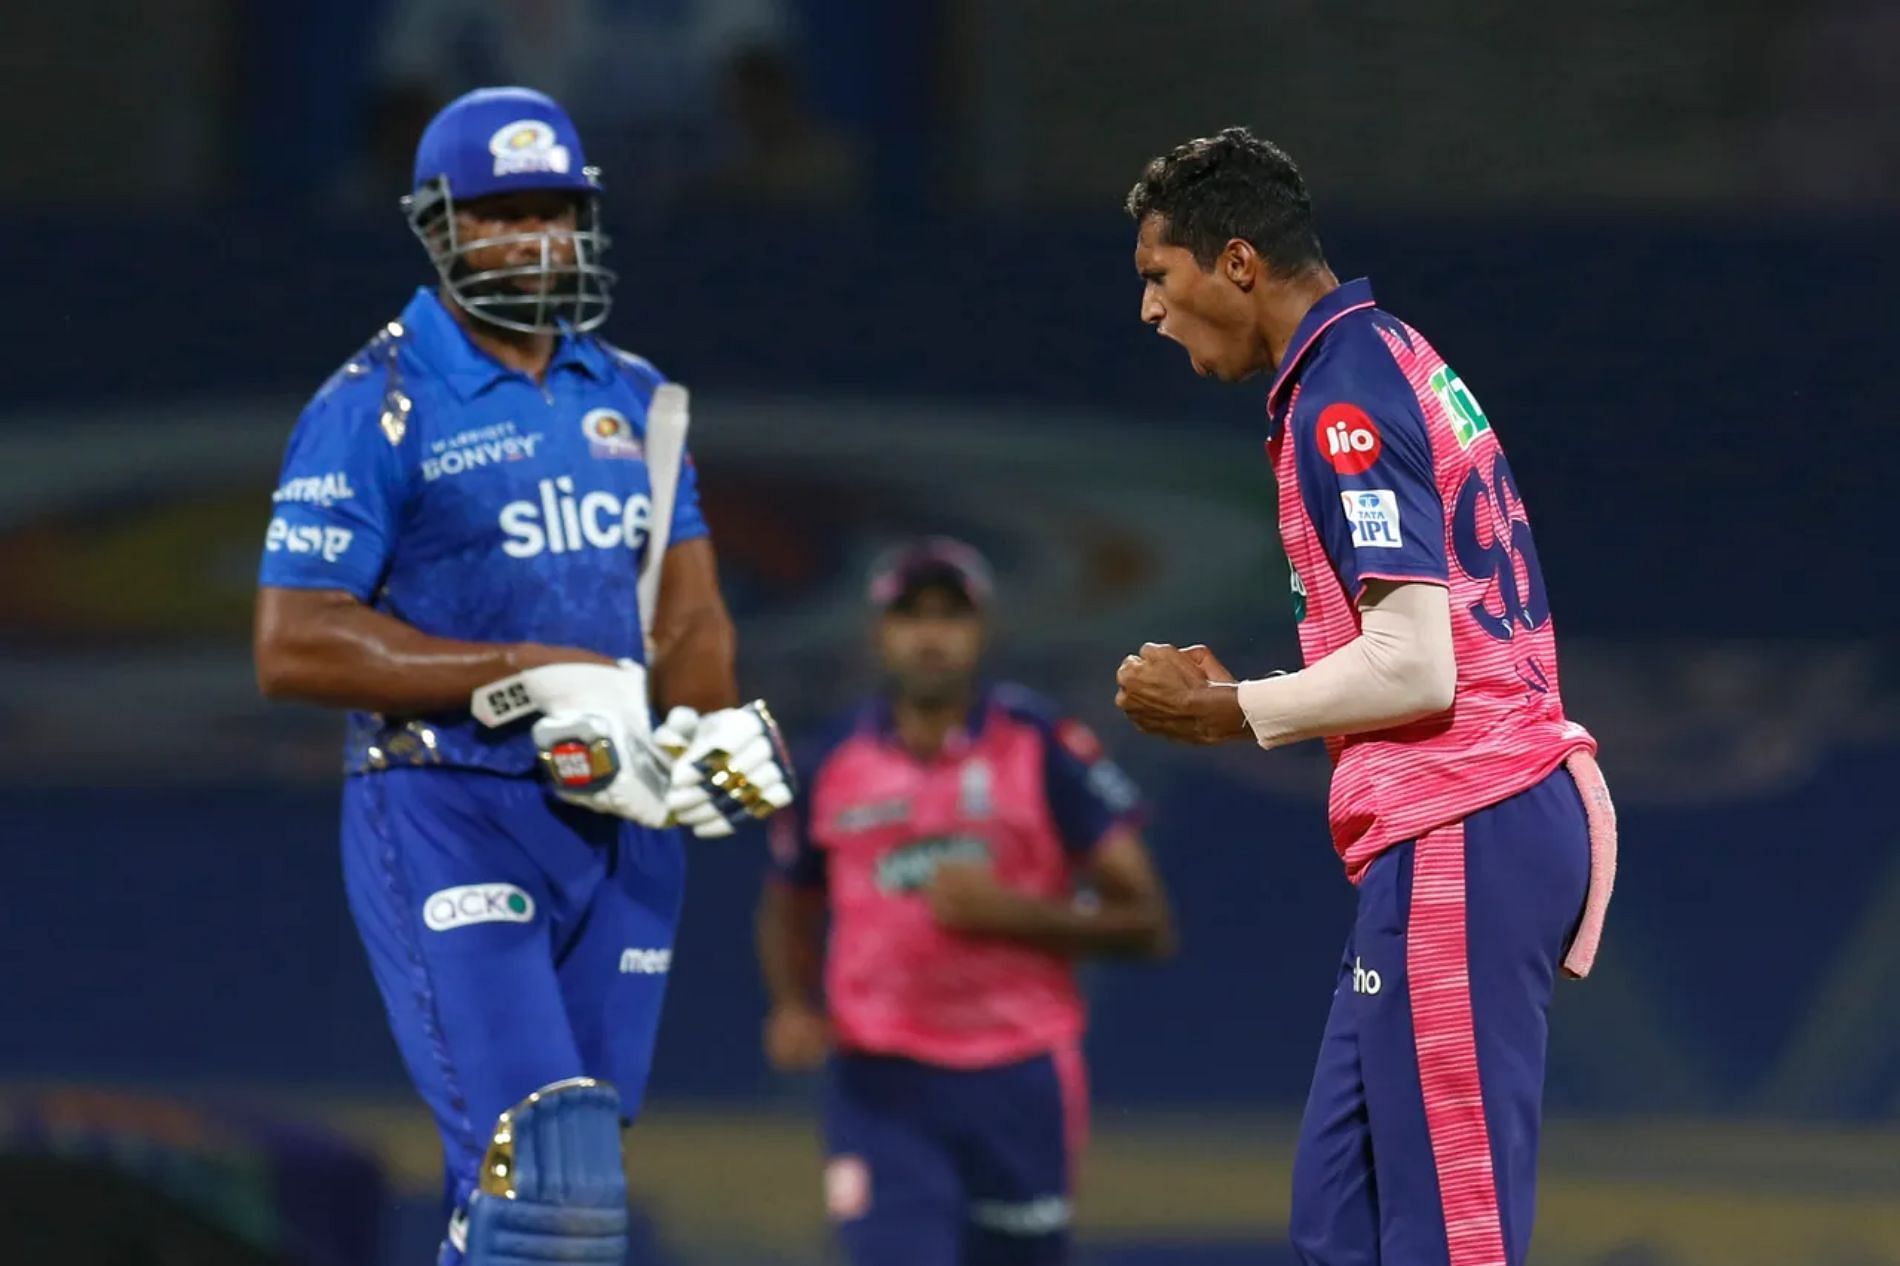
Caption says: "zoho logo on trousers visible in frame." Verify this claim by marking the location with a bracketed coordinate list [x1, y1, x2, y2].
[1351, 956, 1383, 995]
[424, 884, 535, 931]
[499, 477, 652, 559]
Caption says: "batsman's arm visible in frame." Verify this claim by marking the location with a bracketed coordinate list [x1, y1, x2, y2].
[646, 537, 739, 715]
[253, 586, 612, 714]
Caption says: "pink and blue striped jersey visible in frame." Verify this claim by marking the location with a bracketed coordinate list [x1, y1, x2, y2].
[769, 685, 1142, 1069]
[1265, 278, 1595, 883]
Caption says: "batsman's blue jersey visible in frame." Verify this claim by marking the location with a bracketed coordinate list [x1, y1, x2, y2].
[258, 287, 708, 775]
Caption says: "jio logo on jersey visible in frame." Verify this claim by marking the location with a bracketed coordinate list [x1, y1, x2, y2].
[499, 476, 652, 559]
[1317, 403, 1383, 475]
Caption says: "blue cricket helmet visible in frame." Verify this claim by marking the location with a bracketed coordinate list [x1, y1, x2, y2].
[401, 87, 616, 334]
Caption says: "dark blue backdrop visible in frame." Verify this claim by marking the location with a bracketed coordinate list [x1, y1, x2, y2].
[3, 205, 1892, 1121]
[4, 209, 1887, 635]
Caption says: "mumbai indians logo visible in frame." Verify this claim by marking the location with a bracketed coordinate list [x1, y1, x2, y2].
[876, 836, 990, 894]
[583, 408, 643, 461]
[1428, 366, 1492, 451]
[489, 119, 571, 178]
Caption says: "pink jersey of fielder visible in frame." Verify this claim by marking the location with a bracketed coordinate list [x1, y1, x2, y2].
[1264, 278, 1595, 883]
[768, 685, 1143, 1068]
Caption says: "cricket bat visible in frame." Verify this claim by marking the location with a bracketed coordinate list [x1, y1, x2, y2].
[637, 383, 690, 663]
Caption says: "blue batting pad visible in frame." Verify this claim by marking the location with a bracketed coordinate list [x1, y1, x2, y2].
[463, 1078, 629, 1265]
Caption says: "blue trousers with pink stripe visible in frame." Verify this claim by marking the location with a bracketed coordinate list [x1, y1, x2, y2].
[1291, 768, 1590, 1266]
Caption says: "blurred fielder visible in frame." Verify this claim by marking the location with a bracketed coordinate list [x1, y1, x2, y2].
[1112, 129, 1616, 1266]
[758, 539, 1174, 1266]
[252, 86, 794, 1266]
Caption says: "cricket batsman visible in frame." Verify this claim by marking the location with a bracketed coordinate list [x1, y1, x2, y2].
[251, 86, 795, 1265]
[1111, 128, 1617, 1266]
[757, 539, 1174, 1266]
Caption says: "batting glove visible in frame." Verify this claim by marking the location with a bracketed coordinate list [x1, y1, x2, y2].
[665, 701, 797, 838]
[470, 661, 682, 828]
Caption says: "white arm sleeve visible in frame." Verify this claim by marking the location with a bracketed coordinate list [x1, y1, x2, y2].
[1234, 581, 1456, 750]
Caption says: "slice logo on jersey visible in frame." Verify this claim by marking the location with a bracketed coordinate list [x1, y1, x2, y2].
[422, 883, 535, 931]
[618, 947, 672, 975]
[423, 422, 543, 482]
[264, 517, 353, 563]
[499, 477, 652, 559]
[1340, 489, 1404, 549]
[1317, 403, 1383, 475]
[272, 472, 355, 507]
[1428, 365, 1493, 451]
[876, 835, 990, 893]
[1289, 560, 1308, 622]
[1351, 956, 1383, 995]
[824, 1156, 871, 1222]
[489, 119, 571, 177]
[582, 408, 644, 461]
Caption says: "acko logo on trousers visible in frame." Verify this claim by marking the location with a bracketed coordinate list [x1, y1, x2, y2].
[423, 884, 535, 931]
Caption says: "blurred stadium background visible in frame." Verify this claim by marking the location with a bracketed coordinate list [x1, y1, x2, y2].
[2, 1, 1896, 1262]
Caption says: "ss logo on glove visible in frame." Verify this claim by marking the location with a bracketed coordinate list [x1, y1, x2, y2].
[471, 661, 796, 837]
[539, 734, 619, 795]
[481, 680, 536, 724]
